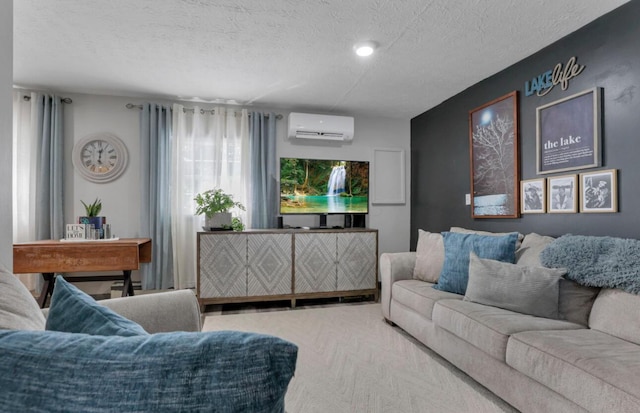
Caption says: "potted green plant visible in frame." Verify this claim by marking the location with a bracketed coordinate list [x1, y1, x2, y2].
[194, 189, 245, 230]
[79, 198, 106, 238]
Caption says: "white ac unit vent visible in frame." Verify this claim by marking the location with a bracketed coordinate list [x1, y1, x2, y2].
[288, 112, 354, 141]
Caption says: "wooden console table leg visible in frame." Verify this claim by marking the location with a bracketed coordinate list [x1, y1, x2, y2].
[122, 270, 134, 297]
[38, 273, 55, 308]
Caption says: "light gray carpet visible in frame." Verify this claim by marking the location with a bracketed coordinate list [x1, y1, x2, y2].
[202, 303, 518, 413]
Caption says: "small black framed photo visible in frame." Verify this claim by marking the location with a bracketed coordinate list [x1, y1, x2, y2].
[521, 178, 546, 214]
[580, 169, 618, 213]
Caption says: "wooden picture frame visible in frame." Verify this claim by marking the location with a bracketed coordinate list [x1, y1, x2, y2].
[547, 174, 578, 213]
[521, 178, 546, 214]
[469, 91, 519, 218]
[536, 87, 602, 174]
[580, 169, 618, 213]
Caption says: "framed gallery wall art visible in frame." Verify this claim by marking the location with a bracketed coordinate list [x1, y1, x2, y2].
[580, 169, 618, 213]
[547, 174, 578, 213]
[469, 91, 519, 218]
[521, 178, 546, 214]
[536, 87, 602, 174]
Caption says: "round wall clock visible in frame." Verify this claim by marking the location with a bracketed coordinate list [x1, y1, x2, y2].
[72, 133, 129, 183]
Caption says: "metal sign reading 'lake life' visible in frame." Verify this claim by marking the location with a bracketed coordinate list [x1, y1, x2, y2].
[524, 56, 585, 97]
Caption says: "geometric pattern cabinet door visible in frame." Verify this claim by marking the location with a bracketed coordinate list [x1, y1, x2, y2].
[198, 233, 247, 298]
[247, 233, 292, 296]
[337, 231, 377, 291]
[197, 229, 378, 308]
[294, 232, 337, 293]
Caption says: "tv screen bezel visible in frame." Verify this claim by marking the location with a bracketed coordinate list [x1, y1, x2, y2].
[278, 157, 370, 215]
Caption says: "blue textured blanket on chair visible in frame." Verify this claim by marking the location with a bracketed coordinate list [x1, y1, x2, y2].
[540, 234, 640, 294]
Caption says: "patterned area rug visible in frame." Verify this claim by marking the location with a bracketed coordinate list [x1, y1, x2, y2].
[202, 303, 517, 413]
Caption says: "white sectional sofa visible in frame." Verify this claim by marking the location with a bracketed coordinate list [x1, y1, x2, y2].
[380, 229, 640, 413]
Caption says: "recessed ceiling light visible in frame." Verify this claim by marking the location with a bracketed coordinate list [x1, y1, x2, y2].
[353, 41, 378, 57]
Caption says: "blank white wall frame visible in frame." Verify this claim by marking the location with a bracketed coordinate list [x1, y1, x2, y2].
[371, 148, 405, 204]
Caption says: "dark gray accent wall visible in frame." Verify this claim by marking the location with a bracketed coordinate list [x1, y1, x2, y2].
[410, 1, 640, 249]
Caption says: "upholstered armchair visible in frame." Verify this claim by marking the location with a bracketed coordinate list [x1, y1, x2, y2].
[0, 267, 297, 412]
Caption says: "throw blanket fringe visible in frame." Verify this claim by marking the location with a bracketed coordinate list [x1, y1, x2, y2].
[540, 234, 640, 294]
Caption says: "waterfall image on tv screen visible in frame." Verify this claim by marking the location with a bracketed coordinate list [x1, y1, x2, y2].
[279, 158, 369, 214]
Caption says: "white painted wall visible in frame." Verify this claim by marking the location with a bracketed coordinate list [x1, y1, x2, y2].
[276, 111, 411, 255]
[63, 93, 145, 237]
[60, 93, 154, 293]
[64, 95, 411, 256]
[0, 1, 12, 268]
[57, 93, 410, 293]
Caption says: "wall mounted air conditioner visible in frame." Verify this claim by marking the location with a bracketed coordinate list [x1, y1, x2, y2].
[288, 112, 354, 141]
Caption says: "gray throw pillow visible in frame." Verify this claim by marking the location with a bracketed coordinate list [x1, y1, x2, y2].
[516, 233, 599, 325]
[412, 230, 444, 283]
[464, 252, 565, 319]
[558, 279, 600, 326]
[0, 264, 45, 331]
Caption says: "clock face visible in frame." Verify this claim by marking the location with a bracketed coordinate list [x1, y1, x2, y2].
[81, 140, 118, 174]
[72, 133, 128, 183]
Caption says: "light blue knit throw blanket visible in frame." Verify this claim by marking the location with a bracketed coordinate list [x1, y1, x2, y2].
[540, 234, 640, 294]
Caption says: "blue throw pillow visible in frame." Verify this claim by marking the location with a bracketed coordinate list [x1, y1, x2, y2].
[0, 329, 298, 412]
[46, 276, 147, 336]
[434, 232, 518, 295]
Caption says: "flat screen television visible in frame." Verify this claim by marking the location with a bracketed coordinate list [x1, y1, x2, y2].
[279, 157, 369, 214]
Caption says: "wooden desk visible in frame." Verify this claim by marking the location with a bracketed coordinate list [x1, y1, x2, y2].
[13, 238, 152, 308]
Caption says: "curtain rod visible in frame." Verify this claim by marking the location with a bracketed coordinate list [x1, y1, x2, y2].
[125, 103, 283, 119]
[23, 95, 73, 104]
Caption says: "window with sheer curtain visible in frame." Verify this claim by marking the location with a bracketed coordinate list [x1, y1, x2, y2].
[12, 91, 38, 292]
[13, 90, 65, 293]
[171, 105, 249, 289]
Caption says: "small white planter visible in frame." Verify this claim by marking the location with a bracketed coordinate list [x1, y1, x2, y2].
[206, 212, 232, 229]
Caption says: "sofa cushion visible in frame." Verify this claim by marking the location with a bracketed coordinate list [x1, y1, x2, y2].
[412, 230, 444, 283]
[464, 253, 564, 319]
[516, 232, 600, 326]
[590, 288, 640, 345]
[392, 280, 462, 320]
[0, 329, 298, 412]
[515, 232, 554, 266]
[46, 276, 148, 336]
[434, 232, 518, 295]
[0, 265, 45, 331]
[558, 279, 600, 326]
[507, 329, 640, 413]
[432, 299, 584, 361]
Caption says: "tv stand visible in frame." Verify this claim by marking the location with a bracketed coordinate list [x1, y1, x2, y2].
[197, 228, 378, 310]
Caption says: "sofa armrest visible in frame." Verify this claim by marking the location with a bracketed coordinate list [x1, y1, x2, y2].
[380, 252, 416, 320]
[100, 290, 201, 333]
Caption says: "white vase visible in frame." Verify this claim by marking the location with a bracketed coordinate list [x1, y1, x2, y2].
[205, 212, 232, 229]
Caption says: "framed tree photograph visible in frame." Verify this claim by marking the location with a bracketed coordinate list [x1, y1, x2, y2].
[536, 87, 602, 174]
[547, 174, 578, 213]
[580, 169, 618, 213]
[521, 178, 546, 214]
[469, 91, 519, 218]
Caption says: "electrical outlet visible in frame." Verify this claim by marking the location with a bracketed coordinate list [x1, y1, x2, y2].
[465, 194, 471, 205]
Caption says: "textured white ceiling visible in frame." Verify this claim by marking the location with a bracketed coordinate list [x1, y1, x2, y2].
[13, 0, 629, 119]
